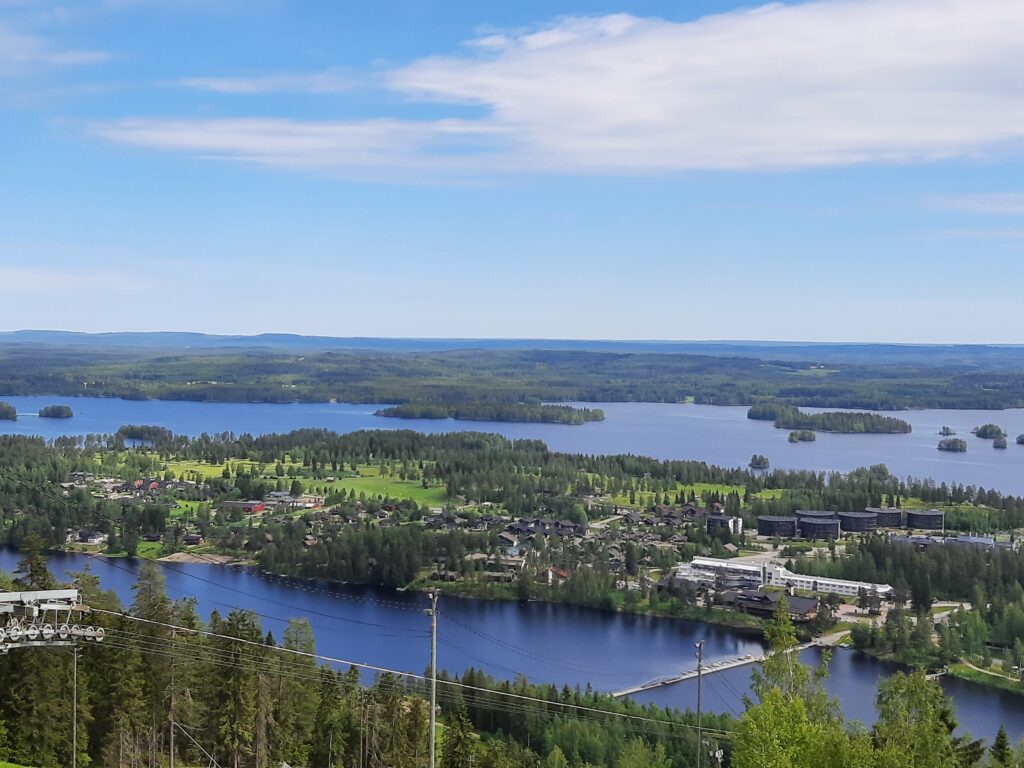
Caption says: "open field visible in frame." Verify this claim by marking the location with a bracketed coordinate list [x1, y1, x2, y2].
[315, 464, 447, 507]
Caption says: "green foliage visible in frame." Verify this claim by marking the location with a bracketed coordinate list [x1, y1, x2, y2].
[116, 424, 174, 442]
[0, 403, 14, 421]
[788, 430, 817, 442]
[748, 403, 912, 433]
[989, 725, 1013, 766]
[377, 402, 605, 424]
[37, 404, 73, 419]
[973, 423, 1006, 439]
[7, 343, 1024, 409]
[938, 438, 968, 452]
[750, 454, 770, 469]
[737, 611, 982, 768]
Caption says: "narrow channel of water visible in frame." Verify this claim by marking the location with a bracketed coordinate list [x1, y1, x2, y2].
[1, 549, 1020, 742]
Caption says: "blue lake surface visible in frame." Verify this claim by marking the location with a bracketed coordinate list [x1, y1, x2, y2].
[2, 395, 1024, 494]
[1, 548, 1020, 743]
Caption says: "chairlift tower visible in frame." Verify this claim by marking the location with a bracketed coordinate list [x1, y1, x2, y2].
[0, 588, 105, 768]
[0, 588, 105, 650]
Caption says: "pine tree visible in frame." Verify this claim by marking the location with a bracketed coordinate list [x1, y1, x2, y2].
[440, 707, 476, 768]
[990, 725, 1013, 766]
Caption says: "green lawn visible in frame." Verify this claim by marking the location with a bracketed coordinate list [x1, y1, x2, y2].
[317, 465, 447, 507]
[163, 459, 448, 507]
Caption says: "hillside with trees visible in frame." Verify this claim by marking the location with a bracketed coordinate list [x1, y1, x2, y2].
[6, 342, 1024, 410]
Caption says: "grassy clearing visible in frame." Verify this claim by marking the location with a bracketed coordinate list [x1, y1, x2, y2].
[319, 465, 447, 507]
[163, 459, 448, 507]
[948, 663, 1024, 696]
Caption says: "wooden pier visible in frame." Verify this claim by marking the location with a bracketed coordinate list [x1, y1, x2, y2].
[610, 641, 818, 698]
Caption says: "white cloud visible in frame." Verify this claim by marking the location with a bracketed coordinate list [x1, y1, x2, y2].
[0, 25, 109, 73]
[175, 69, 353, 94]
[91, 117, 509, 173]
[91, 0, 1024, 175]
[938, 193, 1024, 214]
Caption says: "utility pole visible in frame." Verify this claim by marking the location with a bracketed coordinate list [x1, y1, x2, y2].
[72, 644, 78, 768]
[169, 630, 176, 768]
[427, 591, 439, 768]
[695, 640, 704, 768]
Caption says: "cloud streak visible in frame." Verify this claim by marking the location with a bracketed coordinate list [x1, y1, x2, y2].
[91, 0, 1024, 176]
[0, 25, 109, 73]
[938, 193, 1024, 214]
[175, 68, 353, 94]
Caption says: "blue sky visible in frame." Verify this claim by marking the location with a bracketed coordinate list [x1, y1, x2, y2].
[2, 0, 1024, 342]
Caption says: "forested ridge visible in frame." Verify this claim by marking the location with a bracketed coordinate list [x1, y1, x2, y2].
[5, 343, 1024, 409]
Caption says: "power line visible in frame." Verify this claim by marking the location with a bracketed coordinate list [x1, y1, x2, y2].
[93, 608, 735, 740]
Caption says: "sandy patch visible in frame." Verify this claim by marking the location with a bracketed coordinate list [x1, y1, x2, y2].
[158, 552, 238, 565]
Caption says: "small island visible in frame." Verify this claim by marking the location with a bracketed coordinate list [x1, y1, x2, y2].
[0, 401, 16, 421]
[939, 426, 956, 436]
[38, 404, 74, 419]
[788, 430, 817, 442]
[938, 438, 968, 453]
[117, 424, 175, 442]
[994, 435, 1008, 449]
[375, 402, 606, 425]
[747, 403, 912, 434]
[1018, 434, 1024, 446]
[972, 423, 1006, 439]
[749, 453, 770, 469]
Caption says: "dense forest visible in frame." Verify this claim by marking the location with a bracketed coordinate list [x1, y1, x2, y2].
[747, 404, 912, 433]
[375, 402, 605, 424]
[0, 401, 15, 421]
[5, 342, 1024, 409]
[939, 438, 969, 452]
[0, 546, 1013, 768]
[0, 546, 725, 768]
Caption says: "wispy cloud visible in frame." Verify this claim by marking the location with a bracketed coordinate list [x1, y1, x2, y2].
[174, 68, 353, 94]
[937, 193, 1024, 214]
[91, 0, 1024, 176]
[0, 24, 109, 74]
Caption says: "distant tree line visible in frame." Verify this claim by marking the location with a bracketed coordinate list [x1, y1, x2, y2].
[375, 402, 605, 424]
[7, 343, 1024, 410]
[747, 403, 912, 433]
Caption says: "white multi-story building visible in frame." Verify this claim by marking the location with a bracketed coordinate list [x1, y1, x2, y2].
[682, 556, 892, 598]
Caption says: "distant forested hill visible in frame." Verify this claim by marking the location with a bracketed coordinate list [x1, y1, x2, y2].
[2, 342, 1024, 410]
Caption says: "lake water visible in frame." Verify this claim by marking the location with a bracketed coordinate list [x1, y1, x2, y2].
[1, 548, 1020, 742]
[2, 395, 1024, 493]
